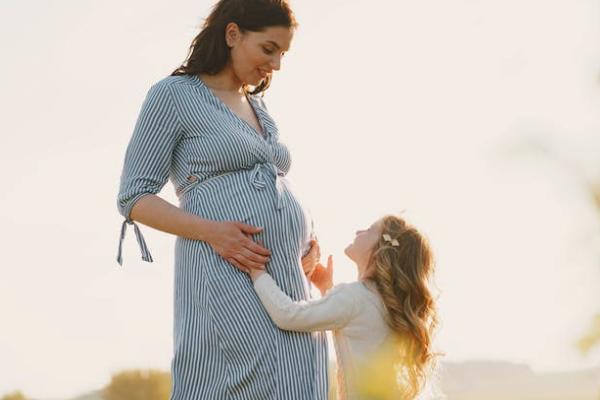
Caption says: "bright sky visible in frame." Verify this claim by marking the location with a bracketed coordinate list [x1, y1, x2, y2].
[1, 0, 600, 398]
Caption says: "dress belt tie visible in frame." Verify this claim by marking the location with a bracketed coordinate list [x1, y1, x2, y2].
[249, 162, 285, 210]
[116, 218, 154, 266]
[116, 163, 283, 265]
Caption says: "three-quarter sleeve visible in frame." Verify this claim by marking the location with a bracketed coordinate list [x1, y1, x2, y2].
[117, 81, 182, 219]
[116, 81, 182, 265]
[253, 274, 358, 332]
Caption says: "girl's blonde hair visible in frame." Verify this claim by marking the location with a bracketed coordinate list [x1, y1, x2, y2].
[368, 214, 440, 399]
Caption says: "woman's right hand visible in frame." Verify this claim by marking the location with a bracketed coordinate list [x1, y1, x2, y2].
[205, 220, 271, 273]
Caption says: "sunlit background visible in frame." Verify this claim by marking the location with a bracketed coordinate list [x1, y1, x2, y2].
[1, 0, 599, 398]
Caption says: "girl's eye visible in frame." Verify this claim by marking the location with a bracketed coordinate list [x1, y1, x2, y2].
[262, 47, 274, 55]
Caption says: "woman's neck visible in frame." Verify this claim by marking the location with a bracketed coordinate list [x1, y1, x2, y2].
[199, 67, 244, 94]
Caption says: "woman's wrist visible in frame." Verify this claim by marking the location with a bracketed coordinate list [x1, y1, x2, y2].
[129, 195, 217, 243]
[190, 217, 216, 242]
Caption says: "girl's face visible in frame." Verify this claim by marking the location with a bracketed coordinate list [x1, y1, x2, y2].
[344, 219, 383, 278]
[226, 24, 293, 86]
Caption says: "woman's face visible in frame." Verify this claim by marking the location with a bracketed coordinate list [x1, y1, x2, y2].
[226, 24, 293, 86]
[345, 219, 383, 278]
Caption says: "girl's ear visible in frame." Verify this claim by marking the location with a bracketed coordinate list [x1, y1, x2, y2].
[225, 22, 242, 48]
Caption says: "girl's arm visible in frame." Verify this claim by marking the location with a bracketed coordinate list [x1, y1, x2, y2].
[252, 272, 357, 332]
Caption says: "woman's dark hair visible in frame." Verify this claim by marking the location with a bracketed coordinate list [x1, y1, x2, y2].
[172, 0, 298, 95]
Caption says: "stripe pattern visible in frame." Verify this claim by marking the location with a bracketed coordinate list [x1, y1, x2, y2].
[117, 74, 328, 399]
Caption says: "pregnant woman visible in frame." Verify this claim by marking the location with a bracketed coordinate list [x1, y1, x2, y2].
[115, 1, 328, 398]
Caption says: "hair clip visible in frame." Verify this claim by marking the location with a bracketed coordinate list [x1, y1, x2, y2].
[382, 233, 399, 247]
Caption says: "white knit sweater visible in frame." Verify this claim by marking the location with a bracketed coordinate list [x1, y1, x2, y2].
[253, 274, 392, 399]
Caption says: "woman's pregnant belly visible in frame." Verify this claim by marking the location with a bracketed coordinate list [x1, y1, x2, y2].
[179, 167, 313, 299]
[173, 167, 318, 390]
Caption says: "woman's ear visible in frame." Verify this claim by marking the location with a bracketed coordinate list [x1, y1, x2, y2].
[225, 22, 242, 48]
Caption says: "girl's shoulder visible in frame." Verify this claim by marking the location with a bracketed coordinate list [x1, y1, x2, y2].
[328, 281, 371, 298]
[327, 282, 385, 320]
[335, 281, 387, 312]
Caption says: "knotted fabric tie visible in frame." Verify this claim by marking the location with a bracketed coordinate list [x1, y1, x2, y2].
[116, 219, 154, 266]
[249, 162, 285, 210]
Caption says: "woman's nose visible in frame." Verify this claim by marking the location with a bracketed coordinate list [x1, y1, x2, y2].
[270, 55, 282, 71]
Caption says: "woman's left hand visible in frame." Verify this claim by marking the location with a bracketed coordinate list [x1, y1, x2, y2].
[301, 240, 320, 278]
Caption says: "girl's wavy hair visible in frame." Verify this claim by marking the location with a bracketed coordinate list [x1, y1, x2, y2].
[171, 0, 297, 95]
[368, 215, 441, 399]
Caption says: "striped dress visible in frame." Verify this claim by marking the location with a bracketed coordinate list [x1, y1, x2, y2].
[116, 74, 329, 399]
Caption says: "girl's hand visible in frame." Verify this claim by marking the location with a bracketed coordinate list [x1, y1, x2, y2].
[310, 255, 333, 296]
[205, 220, 271, 273]
[301, 240, 321, 278]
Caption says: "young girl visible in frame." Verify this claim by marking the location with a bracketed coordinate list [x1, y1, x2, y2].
[249, 215, 440, 400]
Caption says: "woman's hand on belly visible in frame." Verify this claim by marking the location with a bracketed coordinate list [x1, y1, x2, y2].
[205, 220, 271, 273]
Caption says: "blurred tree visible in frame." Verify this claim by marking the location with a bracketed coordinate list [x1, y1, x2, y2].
[578, 313, 600, 355]
[505, 138, 600, 353]
[103, 369, 170, 400]
[0, 392, 27, 400]
[575, 179, 600, 353]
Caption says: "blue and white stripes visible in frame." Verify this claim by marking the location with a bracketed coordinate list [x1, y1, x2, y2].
[116, 219, 153, 265]
[117, 74, 328, 399]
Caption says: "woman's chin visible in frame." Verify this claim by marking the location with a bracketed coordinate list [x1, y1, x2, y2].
[245, 75, 264, 87]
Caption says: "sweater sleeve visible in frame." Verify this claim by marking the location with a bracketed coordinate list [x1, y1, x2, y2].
[115, 80, 182, 266]
[253, 274, 358, 332]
